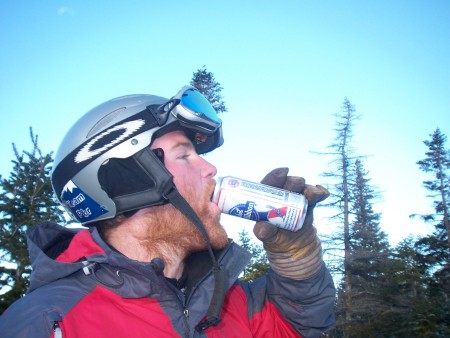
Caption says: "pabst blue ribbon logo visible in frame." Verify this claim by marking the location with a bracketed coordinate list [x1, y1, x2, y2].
[230, 201, 259, 221]
[74, 119, 145, 163]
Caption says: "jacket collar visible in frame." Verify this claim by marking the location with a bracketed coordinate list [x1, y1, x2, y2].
[27, 221, 252, 298]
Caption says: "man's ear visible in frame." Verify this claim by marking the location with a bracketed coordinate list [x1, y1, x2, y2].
[153, 148, 165, 163]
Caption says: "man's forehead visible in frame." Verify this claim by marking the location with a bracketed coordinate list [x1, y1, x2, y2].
[152, 130, 194, 149]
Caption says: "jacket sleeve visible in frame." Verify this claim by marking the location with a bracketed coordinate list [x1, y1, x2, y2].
[243, 263, 335, 338]
[0, 296, 59, 338]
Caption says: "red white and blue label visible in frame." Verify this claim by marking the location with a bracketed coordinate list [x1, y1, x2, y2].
[61, 180, 108, 222]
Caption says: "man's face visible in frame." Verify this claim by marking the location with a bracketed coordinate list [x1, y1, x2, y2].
[149, 130, 228, 251]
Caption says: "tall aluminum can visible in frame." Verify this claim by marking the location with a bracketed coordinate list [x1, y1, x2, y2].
[212, 176, 308, 232]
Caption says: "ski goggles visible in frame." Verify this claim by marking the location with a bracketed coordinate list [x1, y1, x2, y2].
[158, 86, 222, 135]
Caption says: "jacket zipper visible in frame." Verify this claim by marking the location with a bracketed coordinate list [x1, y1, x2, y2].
[169, 242, 234, 335]
[183, 241, 234, 317]
[165, 281, 191, 336]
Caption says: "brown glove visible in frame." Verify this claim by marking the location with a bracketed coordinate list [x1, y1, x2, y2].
[253, 168, 329, 280]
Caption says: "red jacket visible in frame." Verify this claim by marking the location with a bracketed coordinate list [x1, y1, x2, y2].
[0, 222, 335, 337]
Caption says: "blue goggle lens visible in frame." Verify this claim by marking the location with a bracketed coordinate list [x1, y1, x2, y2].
[180, 89, 220, 123]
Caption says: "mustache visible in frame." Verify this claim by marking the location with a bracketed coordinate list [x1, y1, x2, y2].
[178, 178, 216, 206]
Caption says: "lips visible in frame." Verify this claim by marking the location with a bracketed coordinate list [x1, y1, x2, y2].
[209, 180, 217, 203]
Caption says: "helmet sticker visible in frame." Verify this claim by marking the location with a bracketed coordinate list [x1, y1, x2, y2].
[75, 119, 146, 163]
[61, 180, 108, 222]
[52, 109, 163, 199]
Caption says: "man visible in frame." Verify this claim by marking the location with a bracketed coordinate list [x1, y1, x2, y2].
[0, 87, 335, 337]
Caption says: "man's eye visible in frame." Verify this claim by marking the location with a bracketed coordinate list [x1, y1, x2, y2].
[177, 153, 190, 160]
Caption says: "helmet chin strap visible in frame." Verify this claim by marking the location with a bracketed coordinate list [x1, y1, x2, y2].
[163, 187, 227, 332]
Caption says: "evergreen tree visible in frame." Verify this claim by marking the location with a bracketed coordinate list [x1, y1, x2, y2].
[320, 98, 361, 327]
[414, 128, 450, 254]
[341, 159, 391, 337]
[375, 237, 436, 337]
[349, 159, 389, 280]
[0, 128, 65, 313]
[237, 229, 269, 282]
[412, 128, 450, 335]
[190, 66, 227, 113]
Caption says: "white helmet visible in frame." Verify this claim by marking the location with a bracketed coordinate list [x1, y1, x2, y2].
[52, 86, 223, 224]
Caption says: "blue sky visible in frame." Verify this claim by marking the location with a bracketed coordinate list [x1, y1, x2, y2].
[1, 1, 449, 246]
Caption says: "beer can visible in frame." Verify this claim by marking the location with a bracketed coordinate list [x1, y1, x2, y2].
[212, 176, 308, 232]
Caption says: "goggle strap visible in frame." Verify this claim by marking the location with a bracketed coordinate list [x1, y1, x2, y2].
[147, 103, 171, 126]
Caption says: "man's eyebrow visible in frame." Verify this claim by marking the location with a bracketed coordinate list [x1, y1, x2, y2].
[170, 141, 195, 151]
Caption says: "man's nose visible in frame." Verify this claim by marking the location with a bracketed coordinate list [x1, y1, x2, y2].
[201, 157, 217, 178]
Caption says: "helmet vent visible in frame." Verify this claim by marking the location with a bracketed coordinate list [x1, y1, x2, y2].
[87, 107, 127, 138]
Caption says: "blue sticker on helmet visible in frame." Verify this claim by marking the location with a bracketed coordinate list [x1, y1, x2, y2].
[61, 180, 108, 222]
